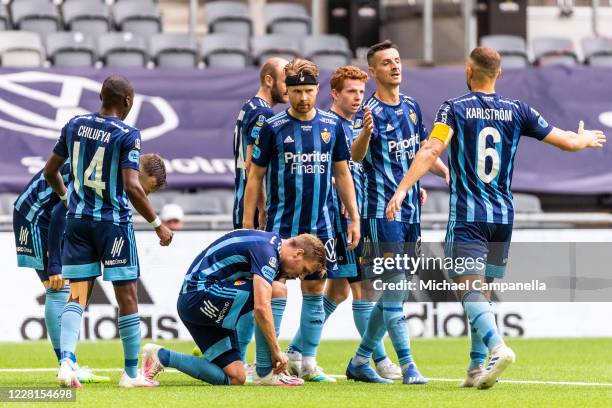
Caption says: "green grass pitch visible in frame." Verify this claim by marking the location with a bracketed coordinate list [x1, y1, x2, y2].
[1, 338, 611, 407]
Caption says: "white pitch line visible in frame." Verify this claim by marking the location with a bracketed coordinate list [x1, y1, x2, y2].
[1, 369, 611, 387]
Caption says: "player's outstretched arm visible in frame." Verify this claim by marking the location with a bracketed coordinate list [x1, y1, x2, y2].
[543, 121, 606, 152]
[243, 164, 266, 229]
[351, 107, 374, 162]
[333, 161, 361, 249]
[122, 168, 173, 246]
[385, 137, 447, 221]
[253, 275, 287, 374]
[43, 153, 68, 203]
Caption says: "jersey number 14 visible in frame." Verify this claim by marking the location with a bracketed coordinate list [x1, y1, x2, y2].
[72, 141, 106, 196]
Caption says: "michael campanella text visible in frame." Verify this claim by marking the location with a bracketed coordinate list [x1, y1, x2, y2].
[373, 279, 547, 293]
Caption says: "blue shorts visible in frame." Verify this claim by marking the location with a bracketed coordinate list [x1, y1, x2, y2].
[178, 279, 254, 368]
[329, 221, 365, 281]
[304, 236, 339, 281]
[61, 218, 139, 282]
[13, 205, 66, 282]
[445, 221, 512, 280]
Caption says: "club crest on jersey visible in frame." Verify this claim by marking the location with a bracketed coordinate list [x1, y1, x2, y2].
[321, 129, 331, 144]
[354, 118, 363, 129]
[255, 115, 265, 127]
[410, 110, 417, 125]
[135, 138, 141, 150]
[268, 256, 278, 268]
[234, 280, 247, 286]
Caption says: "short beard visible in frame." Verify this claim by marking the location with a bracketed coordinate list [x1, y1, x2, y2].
[271, 80, 285, 104]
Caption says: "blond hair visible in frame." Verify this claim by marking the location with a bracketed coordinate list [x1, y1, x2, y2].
[330, 65, 369, 92]
[292, 233, 327, 276]
[284, 59, 319, 79]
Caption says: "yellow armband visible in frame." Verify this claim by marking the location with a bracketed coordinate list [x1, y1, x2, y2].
[429, 123, 454, 145]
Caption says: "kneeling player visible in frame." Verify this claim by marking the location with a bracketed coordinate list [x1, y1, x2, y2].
[141, 231, 326, 386]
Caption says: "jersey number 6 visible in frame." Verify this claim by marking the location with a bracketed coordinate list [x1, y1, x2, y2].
[476, 126, 500, 184]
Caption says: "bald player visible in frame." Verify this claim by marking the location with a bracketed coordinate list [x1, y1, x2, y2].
[229, 58, 289, 368]
[385, 47, 606, 389]
[44, 75, 174, 388]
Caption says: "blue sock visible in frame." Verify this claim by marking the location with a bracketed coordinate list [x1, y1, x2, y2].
[60, 302, 83, 363]
[159, 349, 229, 385]
[236, 311, 254, 364]
[356, 299, 386, 361]
[462, 291, 503, 351]
[295, 295, 324, 358]
[45, 285, 70, 362]
[352, 300, 387, 363]
[382, 300, 413, 366]
[118, 313, 141, 378]
[271, 298, 286, 338]
[290, 296, 336, 353]
[255, 298, 287, 378]
[469, 323, 488, 370]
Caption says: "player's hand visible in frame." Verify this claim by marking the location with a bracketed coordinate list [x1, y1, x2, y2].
[346, 219, 361, 250]
[48, 274, 64, 290]
[271, 348, 288, 374]
[361, 106, 374, 139]
[340, 202, 348, 219]
[385, 190, 406, 221]
[578, 120, 606, 148]
[155, 224, 173, 246]
[420, 187, 427, 206]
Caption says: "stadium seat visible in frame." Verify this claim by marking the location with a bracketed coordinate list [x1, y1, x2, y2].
[97, 32, 147, 67]
[204, 1, 252, 37]
[201, 33, 250, 68]
[0, 193, 18, 215]
[10, 0, 60, 35]
[513, 193, 542, 213]
[264, 2, 310, 36]
[46, 32, 96, 67]
[170, 193, 224, 215]
[480, 35, 530, 68]
[114, 0, 161, 37]
[62, 0, 110, 36]
[427, 190, 450, 214]
[202, 188, 235, 214]
[250, 35, 300, 65]
[0, 5, 8, 31]
[582, 37, 612, 67]
[532, 36, 579, 66]
[301, 34, 351, 70]
[149, 34, 198, 68]
[0, 31, 44, 67]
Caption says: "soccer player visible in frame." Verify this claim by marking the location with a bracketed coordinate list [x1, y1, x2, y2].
[243, 59, 361, 382]
[289, 65, 402, 380]
[141, 231, 326, 386]
[43, 75, 174, 388]
[231, 57, 288, 367]
[385, 46, 606, 389]
[346, 40, 448, 385]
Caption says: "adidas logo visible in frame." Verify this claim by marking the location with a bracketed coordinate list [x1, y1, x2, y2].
[284, 135, 294, 143]
[386, 123, 395, 132]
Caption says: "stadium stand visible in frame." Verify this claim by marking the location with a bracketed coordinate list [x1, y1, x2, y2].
[62, 0, 111, 37]
[204, 1, 252, 37]
[0, 5, 8, 31]
[149, 34, 198, 68]
[0, 193, 18, 216]
[97, 32, 147, 67]
[113, 0, 162, 37]
[480, 35, 530, 68]
[264, 2, 311, 36]
[301, 34, 352, 70]
[46, 32, 96, 67]
[10, 0, 60, 36]
[250, 34, 301, 65]
[532, 36, 579, 66]
[200, 33, 250, 68]
[581, 36, 612, 66]
[0, 30, 44, 67]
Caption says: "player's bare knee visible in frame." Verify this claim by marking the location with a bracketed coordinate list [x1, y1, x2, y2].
[113, 281, 139, 314]
[229, 372, 247, 385]
[301, 279, 325, 295]
[272, 280, 287, 298]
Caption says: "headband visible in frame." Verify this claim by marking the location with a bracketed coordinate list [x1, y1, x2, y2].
[285, 73, 318, 86]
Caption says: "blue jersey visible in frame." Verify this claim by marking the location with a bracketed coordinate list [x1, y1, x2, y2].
[433, 92, 553, 224]
[329, 111, 364, 234]
[252, 108, 351, 239]
[233, 97, 274, 226]
[181, 230, 281, 294]
[356, 94, 428, 223]
[52, 113, 141, 225]
[13, 163, 71, 226]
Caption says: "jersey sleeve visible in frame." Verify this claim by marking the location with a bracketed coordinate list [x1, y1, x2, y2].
[414, 101, 428, 141]
[430, 102, 456, 145]
[249, 243, 279, 284]
[246, 109, 273, 146]
[119, 130, 142, 171]
[251, 122, 275, 168]
[332, 123, 350, 162]
[521, 103, 553, 141]
[52, 124, 69, 158]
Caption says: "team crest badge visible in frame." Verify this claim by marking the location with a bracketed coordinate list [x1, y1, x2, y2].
[409, 111, 417, 125]
[354, 118, 363, 129]
[234, 280, 247, 286]
[321, 129, 331, 143]
[255, 115, 265, 127]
